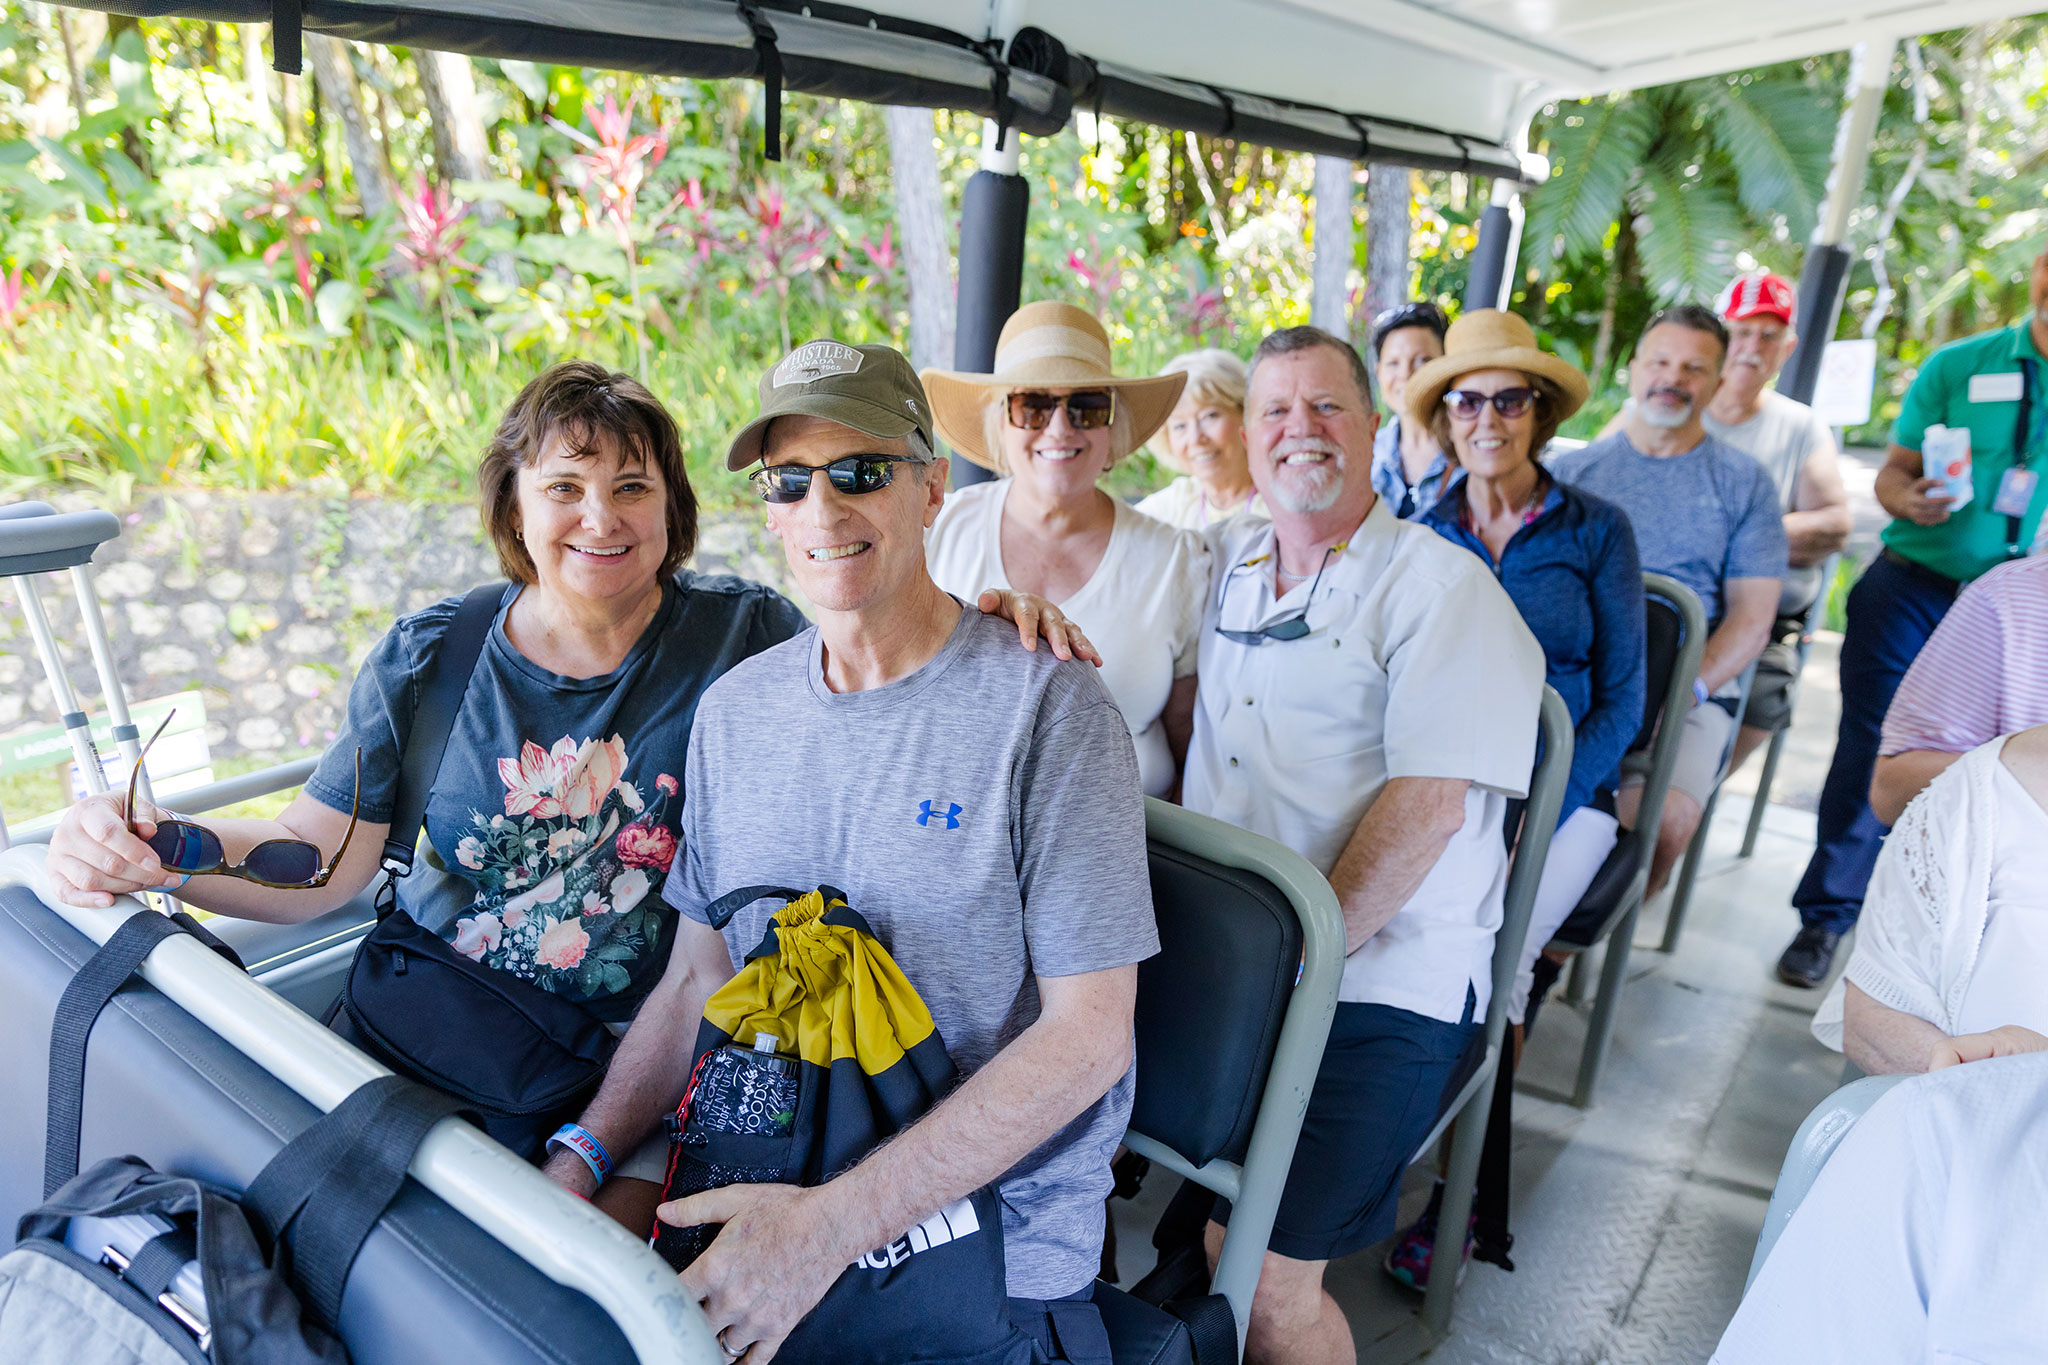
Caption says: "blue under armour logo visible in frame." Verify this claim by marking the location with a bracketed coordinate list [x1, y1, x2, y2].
[917, 800, 963, 829]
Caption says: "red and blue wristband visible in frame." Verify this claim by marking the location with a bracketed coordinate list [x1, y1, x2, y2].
[547, 1123, 613, 1185]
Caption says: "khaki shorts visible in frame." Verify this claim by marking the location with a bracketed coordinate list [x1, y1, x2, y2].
[1621, 700, 1737, 810]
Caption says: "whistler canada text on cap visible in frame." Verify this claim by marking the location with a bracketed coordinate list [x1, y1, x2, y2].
[725, 340, 937, 470]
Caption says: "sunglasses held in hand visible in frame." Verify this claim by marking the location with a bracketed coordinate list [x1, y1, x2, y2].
[127, 711, 360, 889]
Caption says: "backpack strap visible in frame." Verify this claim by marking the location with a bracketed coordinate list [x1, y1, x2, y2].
[1164, 1293, 1238, 1365]
[45, 910, 205, 1197]
[242, 1074, 471, 1329]
[376, 582, 506, 911]
[701, 884, 807, 931]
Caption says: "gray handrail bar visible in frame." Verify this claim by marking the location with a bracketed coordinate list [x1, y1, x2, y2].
[11, 758, 324, 846]
[0, 508, 122, 577]
[0, 501, 58, 521]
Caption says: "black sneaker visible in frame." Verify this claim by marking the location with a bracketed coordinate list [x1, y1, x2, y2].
[1776, 926, 1841, 987]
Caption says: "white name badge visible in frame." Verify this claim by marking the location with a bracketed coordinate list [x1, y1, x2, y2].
[1970, 371, 2024, 403]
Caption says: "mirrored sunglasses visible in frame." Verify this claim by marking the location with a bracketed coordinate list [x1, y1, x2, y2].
[128, 711, 360, 889]
[1006, 389, 1116, 431]
[751, 454, 918, 504]
[1443, 387, 1538, 420]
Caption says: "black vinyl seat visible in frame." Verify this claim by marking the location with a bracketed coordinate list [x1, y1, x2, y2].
[1542, 574, 1707, 1107]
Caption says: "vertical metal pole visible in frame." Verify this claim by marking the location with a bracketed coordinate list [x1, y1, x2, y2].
[14, 578, 108, 796]
[1782, 38, 1896, 404]
[69, 563, 152, 806]
[1464, 178, 1524, 313]
[949, 118, 1028, 489]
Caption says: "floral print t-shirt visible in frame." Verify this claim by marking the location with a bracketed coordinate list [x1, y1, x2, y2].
[304, 571, 807, 1020]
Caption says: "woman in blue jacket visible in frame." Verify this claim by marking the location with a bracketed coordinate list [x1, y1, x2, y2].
[1389, 310, 1647, 1289]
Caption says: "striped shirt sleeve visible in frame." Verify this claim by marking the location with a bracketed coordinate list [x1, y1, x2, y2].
[1880, 566, 2015, 755]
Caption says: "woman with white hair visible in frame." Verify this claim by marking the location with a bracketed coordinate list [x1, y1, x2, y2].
[923, 302, 1210, 798]
[1136, 348, 1267, 529]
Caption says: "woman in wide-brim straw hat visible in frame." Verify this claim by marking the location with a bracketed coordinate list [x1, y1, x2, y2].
[923, 301, 1210, 797]
[1383, 309, 1648, 1293]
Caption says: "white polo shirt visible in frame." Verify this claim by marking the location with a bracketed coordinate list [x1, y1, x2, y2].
[1185, 498, 1544, 1023]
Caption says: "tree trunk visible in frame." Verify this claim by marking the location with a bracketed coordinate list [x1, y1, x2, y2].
[305, 33, 393, 218]
[416, 48, 511, 282]
[1364, 161, 1413, 324]
[1311, 156, 1354, 336]
[1591, 213, 1639, 383]
[238, 24, 278, 143]
[54, 7, 90, 124]
[883, 105, 955, 372]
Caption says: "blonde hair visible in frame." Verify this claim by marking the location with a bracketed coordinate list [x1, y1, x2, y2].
[982, 391, 1137, 477]
[1148, 349, 1248, 463]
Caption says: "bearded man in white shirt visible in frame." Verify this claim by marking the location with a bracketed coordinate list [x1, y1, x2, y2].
[1165, 326, 1545, 1365]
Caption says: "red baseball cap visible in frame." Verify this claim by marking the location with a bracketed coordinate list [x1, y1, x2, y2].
[1717, 273, 1796, 325]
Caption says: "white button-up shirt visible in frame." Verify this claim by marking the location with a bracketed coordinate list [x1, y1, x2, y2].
[1185, 498, 1545, 1022]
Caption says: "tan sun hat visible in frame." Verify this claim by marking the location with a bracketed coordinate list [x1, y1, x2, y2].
[1403, 309, 1590, 433]
[920, 302, 1187, 472]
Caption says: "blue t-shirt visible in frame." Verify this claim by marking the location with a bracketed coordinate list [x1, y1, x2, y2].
[305, 571, 807, 1019]
[1422, 477, 1647, 818]
[1547, 432, 1786, 627]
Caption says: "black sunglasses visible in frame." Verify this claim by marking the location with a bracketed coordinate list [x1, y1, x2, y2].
[1443, 387, 1538, 420]
[1006, 389, 1116, 431]
[129, 711, 361, 888]
[751, 454, 919, 504]
[1213, 542, 1346, 646]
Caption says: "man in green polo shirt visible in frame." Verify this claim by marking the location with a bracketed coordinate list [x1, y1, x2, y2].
[1780, 244, 2048, 987]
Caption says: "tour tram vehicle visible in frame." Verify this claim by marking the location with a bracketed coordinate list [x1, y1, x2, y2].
[4, 3, 2042, 1362]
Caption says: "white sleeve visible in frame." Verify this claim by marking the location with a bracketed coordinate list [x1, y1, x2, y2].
[1382, 561, 1543, 797]
[1840, 787, 1956, 1035]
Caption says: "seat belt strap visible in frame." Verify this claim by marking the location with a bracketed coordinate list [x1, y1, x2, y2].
[45, 910, 188, 1196]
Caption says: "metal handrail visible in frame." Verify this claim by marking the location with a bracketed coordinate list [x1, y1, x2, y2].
[12, 757, 323, 846]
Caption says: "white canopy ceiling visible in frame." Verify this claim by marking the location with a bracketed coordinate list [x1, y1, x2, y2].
[59, 1, 2048, 175]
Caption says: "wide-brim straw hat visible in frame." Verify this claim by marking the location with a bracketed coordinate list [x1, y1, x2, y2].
[1403, 309, 1590, 432]
[921, 302, 1187, 472]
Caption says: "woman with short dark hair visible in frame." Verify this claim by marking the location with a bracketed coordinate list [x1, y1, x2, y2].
[1369, 300, 1454, 518]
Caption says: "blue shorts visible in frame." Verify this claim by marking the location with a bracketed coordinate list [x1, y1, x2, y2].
[1215, 996, 1480, 1262]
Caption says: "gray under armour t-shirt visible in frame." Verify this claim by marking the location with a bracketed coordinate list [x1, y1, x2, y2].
[662, 601, 1159, 1299]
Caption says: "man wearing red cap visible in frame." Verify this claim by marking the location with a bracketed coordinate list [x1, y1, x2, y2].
[1704, 273, 1852, 781]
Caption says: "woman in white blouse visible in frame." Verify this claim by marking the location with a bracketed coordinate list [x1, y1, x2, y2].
[1135, 349, 1267, 529]
[922, 302, 1209, 797]
[1814, 724, 2048, 1073]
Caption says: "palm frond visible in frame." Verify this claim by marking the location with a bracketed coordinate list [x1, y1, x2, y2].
[1525, 96, 1656, 264]
[1630, 152, 1743, 300]
[1706, 77, 1838, 240]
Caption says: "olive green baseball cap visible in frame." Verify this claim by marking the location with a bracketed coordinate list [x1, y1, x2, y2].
[724, 341, 937, 471]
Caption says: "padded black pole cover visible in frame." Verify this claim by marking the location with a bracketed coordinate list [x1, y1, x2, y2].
[1464, 201, 1517, 314]
[1779, 243, 1852, 406]
[950, 168, 1029, 489]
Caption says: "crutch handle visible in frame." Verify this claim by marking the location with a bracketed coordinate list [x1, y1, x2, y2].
[0, 509, 121, 577]
[0, 501, 57, 522]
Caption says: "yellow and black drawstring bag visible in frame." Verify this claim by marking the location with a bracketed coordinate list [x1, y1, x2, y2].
[653, 885, 1031, 1365]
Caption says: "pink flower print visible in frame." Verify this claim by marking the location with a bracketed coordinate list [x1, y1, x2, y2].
[615, 822, 677, 871]
[617, 782, 644, 813]
[559, 735, 629, 820]
[501, 906, 527, 931]
[581, 890, 609, 917]
[452, 912, 502, 962]
[499, 738, 580, 817]
[535, 916, 590, 971]
[455, 836, 485, 870]
[656, 773, 678, 796]
[610, 867, 652, 914]
[546, 827, 585, 859]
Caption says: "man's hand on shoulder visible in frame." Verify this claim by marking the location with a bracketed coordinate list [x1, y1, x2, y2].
[662, 1183, 850, 1364]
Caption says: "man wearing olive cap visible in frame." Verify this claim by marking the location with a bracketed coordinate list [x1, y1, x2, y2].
[560, 340, 1159, 1365]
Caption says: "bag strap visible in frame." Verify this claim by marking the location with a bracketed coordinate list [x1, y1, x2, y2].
[242, 1074, 470, 1329]
[1164, 1294, 1239, 1365]
[45, 910, 197, 1197]
[701, 884, 807, 931]
[377, 582, 506, 907]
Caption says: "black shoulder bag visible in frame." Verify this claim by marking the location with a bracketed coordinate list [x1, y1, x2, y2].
[329, 583, 617, 1161]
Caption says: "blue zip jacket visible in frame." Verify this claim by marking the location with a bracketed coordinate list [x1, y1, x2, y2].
[1422, 475, 1647, 820]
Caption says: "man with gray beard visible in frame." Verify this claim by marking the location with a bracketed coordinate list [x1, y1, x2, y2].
[1167, 326, 1544, 1364]
[1548, 306, 1786, 900]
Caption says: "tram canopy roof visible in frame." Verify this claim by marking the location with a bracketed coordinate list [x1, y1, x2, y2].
[67, 1, 2048, 182]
